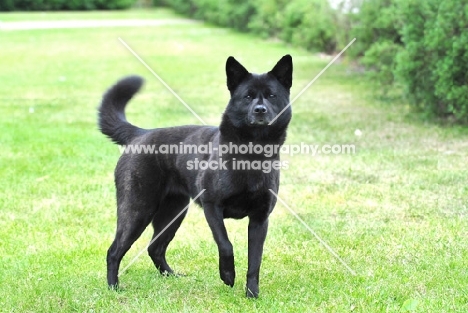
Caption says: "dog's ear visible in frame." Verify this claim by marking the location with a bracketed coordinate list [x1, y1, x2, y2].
[269, 55, 293, 90]
[226, 56, 249, 93]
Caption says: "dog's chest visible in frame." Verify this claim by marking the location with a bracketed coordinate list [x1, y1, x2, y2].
[219, 172, 277, 219]
[219, 168, 277, 193]
[221, 190, 270, 219]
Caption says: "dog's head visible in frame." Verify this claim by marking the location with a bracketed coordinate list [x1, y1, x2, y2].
[222, 55, 293, 134]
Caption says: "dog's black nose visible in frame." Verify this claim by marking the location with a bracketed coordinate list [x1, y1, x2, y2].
[253, 104, 267, 114]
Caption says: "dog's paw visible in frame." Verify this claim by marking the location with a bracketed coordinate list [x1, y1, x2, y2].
[108, 283, 119, 291]
[159, 268, 174, 276]
[245, 285, 259, 298]
[220, 270, 235, 287]
[219, 255, 235, 287]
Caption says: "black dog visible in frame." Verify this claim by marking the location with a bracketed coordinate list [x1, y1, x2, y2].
[98, 55, 292, 298]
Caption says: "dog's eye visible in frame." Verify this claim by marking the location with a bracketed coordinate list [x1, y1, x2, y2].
[244, 95, 252, 100]
[268, 94, 277, 99]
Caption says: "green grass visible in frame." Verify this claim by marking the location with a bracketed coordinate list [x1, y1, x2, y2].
[1, 8, 468, 313]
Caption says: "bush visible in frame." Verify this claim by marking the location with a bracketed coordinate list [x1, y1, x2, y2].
[348, 0, 468, 122]
[156, 0, 256, 32]
[153, 0, 468, 122]
[346, 0, 402, 94]
[156, 0, 337, 52]
[349, 0, 401, 58]
[281, 0, 337, 53]
[247, 0, 289, 38]
[212, 0, 256, 32]
[361, 40, 402, 91]
[395, 0, 468, 121]
[0, 0, 136, 10]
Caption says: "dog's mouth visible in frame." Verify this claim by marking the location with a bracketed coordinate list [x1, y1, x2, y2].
[248, 116, 270, 126]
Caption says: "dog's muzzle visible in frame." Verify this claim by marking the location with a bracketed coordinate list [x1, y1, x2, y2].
[249, 104, 271, 125]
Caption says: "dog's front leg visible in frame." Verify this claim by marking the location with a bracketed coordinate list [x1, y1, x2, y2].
[203, 204, 235, 287]
[246, 217, 269, 298]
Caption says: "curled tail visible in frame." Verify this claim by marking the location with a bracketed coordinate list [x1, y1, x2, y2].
[98, 75, 149, 145]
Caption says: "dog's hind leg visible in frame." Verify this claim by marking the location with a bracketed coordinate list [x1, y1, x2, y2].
[107, 199, 156, 288]
[148, 194, 189, 275]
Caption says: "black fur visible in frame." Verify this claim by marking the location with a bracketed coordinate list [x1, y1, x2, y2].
[98, 55, 293, 298]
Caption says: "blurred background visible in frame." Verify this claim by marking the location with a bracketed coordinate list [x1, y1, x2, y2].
[2, 0, 467, 123]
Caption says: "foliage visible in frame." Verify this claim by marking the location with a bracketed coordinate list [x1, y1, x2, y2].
[281, 0, 337, 53]
[349, 0, 468, 122]
[0, 0, 136, 10]
[156, 0, 338, 52]
[361, 40, 402, 90]
[152, 0, 468, 121]
[155, 0, 256, 31]
[348, 0, 401, 58]
[246, 0, 289, 38]
[395, 0, 468, 121]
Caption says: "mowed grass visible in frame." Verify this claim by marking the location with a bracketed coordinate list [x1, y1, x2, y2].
[1, 8, 467, 313]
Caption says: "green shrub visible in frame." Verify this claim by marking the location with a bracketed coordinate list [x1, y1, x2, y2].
[395, 0, 468, 121]
[349, 0, 401, 58]
[223, 0, 256, 32]
[157, 0, 256, 32]
[94, 0, 136, 9]
[248, 0, 289, 38]
[205, 0, 256, 32]
[156, 0, 337, 52]
[192, 0, 220, 24]
[344, 0, 402, 95]
[157, 0, 468, 122]
[0, 0, 136, 10]
[347, 0, 468, 122]
[157, 0, 194, 15]
[0, 0, 17, 10]
[281, 0, 337, 53]
[361, 40, 402, 91]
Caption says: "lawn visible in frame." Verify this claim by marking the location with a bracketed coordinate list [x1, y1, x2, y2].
[1, 8, 467, 313]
